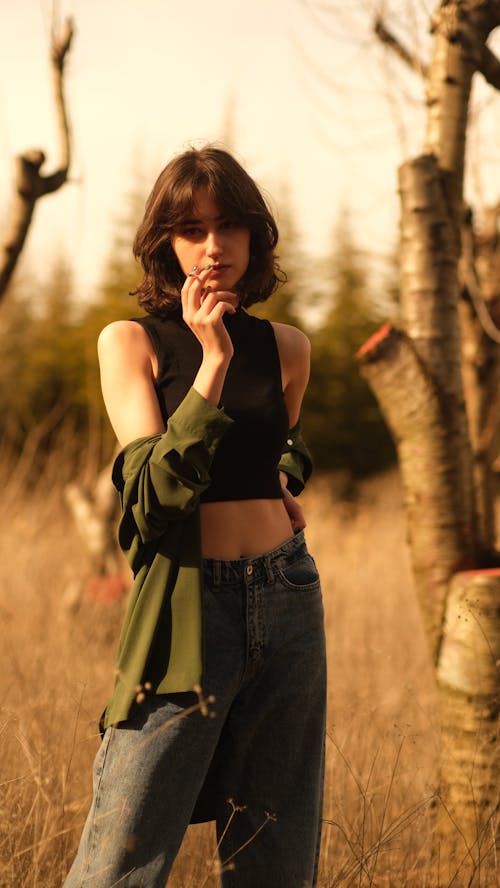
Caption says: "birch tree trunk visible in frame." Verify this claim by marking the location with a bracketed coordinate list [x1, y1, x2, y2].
[459, 206, 500, 554]
[360, 0, 500, 853]
[437, 570, 499, 843]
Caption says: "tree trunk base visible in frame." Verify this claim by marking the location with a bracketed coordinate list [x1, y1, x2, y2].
[436, 570, 499, 856]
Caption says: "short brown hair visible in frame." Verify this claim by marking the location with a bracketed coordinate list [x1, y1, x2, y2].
[132, 145, 284, 316]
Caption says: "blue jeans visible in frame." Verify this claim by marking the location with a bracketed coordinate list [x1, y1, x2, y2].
[63, 531, 326, 887]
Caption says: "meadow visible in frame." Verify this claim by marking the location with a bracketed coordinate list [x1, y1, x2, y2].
[0, 440, 495, 887]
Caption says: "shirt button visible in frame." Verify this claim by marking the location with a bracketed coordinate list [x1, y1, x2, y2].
[287, 438, 293, 446]
[246, 564, 253, 576]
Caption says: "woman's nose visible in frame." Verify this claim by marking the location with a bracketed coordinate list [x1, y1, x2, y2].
[205, 231, 223, 258]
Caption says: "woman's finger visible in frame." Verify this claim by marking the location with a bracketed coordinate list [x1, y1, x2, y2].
[182, 264, 215, 315]
[193, 294, 236, 329]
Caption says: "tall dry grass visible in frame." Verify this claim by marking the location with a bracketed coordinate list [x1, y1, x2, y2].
[0, 438, 496, 887]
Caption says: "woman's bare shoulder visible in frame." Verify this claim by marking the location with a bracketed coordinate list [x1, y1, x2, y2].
[98, 319, 151, 349]
[270, 321, 310, 360]
[270, 322, 310, 411]
[97, 320, 155, 368]
[97, 320, 163, 444]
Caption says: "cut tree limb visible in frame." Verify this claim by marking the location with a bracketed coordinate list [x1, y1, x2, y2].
[358, 324, 476, 663]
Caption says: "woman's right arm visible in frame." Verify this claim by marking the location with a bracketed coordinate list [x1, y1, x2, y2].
[98, 263, 236, 451]
[99, 319, 234, 546]
[98, 320, 165, 449]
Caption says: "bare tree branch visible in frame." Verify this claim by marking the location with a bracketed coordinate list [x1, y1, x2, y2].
[51, 16, 73, 172]
[375, 12, 500, 89]
[478, 43, 500, 88]
[374, 16, 429, 78]
[0, 17, 75, 300]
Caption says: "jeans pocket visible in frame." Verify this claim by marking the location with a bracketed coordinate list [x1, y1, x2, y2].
[277, 554, 320, 591]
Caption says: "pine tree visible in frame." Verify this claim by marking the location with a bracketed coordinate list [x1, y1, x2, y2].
[249, 182, 307, 329]
[0, 254, 98, 479]
[0, 274, 38, 449]
[77, 179, 147, 450]
[304, 212, 395, 475]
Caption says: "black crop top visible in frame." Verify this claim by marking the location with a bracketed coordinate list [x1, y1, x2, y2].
[132, 308, 289, 502]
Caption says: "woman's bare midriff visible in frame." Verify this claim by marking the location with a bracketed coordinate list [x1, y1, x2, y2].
[200, 499, 294, 559]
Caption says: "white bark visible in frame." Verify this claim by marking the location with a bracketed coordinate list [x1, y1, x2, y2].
[437, 571, 499, 839]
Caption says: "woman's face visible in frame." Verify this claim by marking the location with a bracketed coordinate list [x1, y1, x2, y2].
[171, 187, 250, 297]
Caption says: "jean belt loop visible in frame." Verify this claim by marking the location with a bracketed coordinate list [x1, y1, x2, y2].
[264, 554, 274, 584]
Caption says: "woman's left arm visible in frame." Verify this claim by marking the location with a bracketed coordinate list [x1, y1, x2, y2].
[272, 322, 311, 427]
[272, 322, 312, 531]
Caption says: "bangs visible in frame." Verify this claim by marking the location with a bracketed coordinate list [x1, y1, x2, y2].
[160, 179, 198, 229]
[162, 167, 252, 231]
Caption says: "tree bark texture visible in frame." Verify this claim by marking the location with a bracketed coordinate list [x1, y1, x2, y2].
[426, 1, 500, 194]
[376, 0, 500, 560]
[437, 570, 499, 842]
[365, 0, 500, 838]
[425, 8, 474, 193]
[398, 156, 477, 576]
[459, 207, 500, 554]
[0, 18, 74, 300]
[358, 326, 475, 662]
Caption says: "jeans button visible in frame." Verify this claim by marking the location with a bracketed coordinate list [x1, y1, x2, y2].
[246, 564, 253, 576]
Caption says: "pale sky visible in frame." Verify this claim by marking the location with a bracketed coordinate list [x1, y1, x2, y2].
[1, 0, 499, 300]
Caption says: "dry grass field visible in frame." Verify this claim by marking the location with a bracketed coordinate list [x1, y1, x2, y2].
[0, 443, 496, 887]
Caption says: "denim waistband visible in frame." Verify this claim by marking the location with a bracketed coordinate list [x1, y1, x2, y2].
[203, 529, 307, 586]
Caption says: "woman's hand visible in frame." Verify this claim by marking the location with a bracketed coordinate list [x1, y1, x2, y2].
[181, 265, 237, 406]
[280, 472, 307, 532]
[181, 265, 236, 363]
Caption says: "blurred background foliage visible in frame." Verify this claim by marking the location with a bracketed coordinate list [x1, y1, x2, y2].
[0, 186, 397, 479]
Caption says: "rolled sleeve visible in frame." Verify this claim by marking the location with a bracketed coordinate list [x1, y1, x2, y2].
[114, 388, 234, 544]
[278, 420, 313, 496]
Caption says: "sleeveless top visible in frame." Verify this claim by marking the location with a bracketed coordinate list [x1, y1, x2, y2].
[132, 308, 289, 501]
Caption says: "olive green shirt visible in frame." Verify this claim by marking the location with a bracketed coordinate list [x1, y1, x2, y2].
[103, 386, 312, 729]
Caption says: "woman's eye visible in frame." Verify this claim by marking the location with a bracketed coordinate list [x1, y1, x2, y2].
[181, 227, 202, 238]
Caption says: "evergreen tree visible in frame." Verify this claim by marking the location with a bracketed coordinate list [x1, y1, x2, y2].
[249, 182, 307, 329]
[0, 274, 39, 448]
[0, 180, 147, 463]
[77, 180, 148, 451]
[0, 257, 87, 452]
[304, 212, 395, 475]
[29, 256, 81, 418]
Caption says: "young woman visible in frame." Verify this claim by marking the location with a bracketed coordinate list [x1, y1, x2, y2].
[63, 146, 326, 888]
